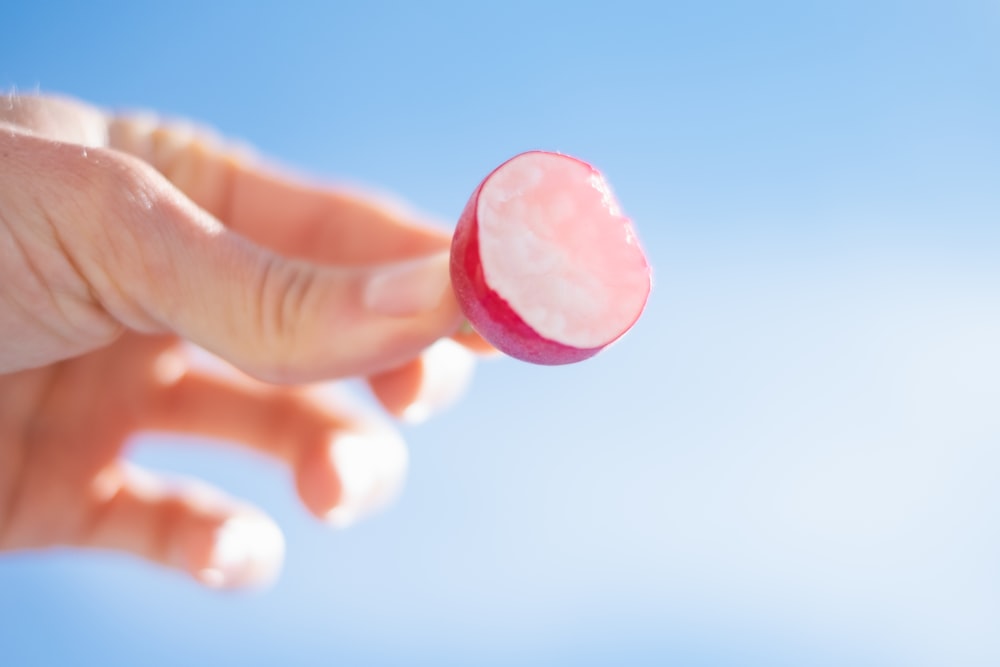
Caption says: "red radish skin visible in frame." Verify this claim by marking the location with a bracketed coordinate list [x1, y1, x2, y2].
[450, 151, 651, 365]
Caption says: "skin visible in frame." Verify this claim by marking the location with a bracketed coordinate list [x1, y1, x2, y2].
[0, 93, 491, 589]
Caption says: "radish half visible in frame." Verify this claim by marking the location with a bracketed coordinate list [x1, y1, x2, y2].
[450, 151, 651, 365]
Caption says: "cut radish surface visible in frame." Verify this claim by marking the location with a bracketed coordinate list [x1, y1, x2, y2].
[450, 151, 651, 365]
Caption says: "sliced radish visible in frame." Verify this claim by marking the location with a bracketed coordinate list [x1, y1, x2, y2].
[450, 151, 651, 365]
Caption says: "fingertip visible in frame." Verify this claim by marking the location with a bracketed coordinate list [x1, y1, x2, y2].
[296, 430, 408, 529]
[325, 431, 408, 528]
[363, 251, 453, 318]
[405, 338, 476, 423]
[368, 339, 475, 424]
[82, 464, 286, 592]
[194, 514, 285, 591]
[367, 358, 425, 419]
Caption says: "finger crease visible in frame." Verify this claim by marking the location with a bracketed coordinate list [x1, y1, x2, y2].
[0, 215, 84, 348]
[40, 203, 107, 317]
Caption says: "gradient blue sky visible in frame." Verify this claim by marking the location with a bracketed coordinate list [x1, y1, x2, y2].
[2, 2, 999, 666]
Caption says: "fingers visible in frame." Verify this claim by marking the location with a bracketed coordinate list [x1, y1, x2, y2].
[368, 339, 476, 422]
[5, 95, 477, 381]
[6, 94, 448, 266]
[80, 463, 284, 590]
[76, 350, 415, 588]
[142, 363, 408, 526]
[17, 132, 463, 382]
[106, 111, 450, 264]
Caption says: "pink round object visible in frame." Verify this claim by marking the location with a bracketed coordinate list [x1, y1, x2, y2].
[450, 151, 651, 365]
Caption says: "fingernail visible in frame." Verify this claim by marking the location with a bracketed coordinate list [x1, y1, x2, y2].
[198, 515, 285, 590]
[326, 432, 408, 528]
[363, 252, 452, 317]
[402, 339, 476, 424]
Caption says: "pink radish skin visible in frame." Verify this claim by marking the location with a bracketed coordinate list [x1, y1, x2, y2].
[450, 151, 651, 365]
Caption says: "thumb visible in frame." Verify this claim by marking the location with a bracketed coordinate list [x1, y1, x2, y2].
[39, 137, 463, 382]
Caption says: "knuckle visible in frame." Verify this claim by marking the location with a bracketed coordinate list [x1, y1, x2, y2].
[0, 136, 126, 357]
[244, 257, 321, 383]
[54, 145, 177, 330]
[107, 114, 242, 222]
[85, 149, 165, 222]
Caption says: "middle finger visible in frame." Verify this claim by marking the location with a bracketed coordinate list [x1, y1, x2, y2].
[139, 365, 408, 527]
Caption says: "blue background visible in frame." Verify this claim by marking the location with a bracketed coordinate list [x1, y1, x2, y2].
[2, 1, 999, 665]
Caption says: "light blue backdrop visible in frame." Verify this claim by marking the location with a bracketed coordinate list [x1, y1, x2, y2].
[2, 2, 998, 665]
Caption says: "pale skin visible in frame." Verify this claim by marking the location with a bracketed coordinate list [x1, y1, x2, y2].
[0, 93, 492, 589]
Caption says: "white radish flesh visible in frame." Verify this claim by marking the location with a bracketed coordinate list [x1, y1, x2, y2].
[450, 151, 651, 365]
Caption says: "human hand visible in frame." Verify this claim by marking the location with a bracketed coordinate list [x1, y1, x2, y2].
[0, 93, 485, 589]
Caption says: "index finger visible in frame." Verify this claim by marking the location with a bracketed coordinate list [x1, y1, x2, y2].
[106, 112, 448, 264]
[105, 108, 496, 355]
